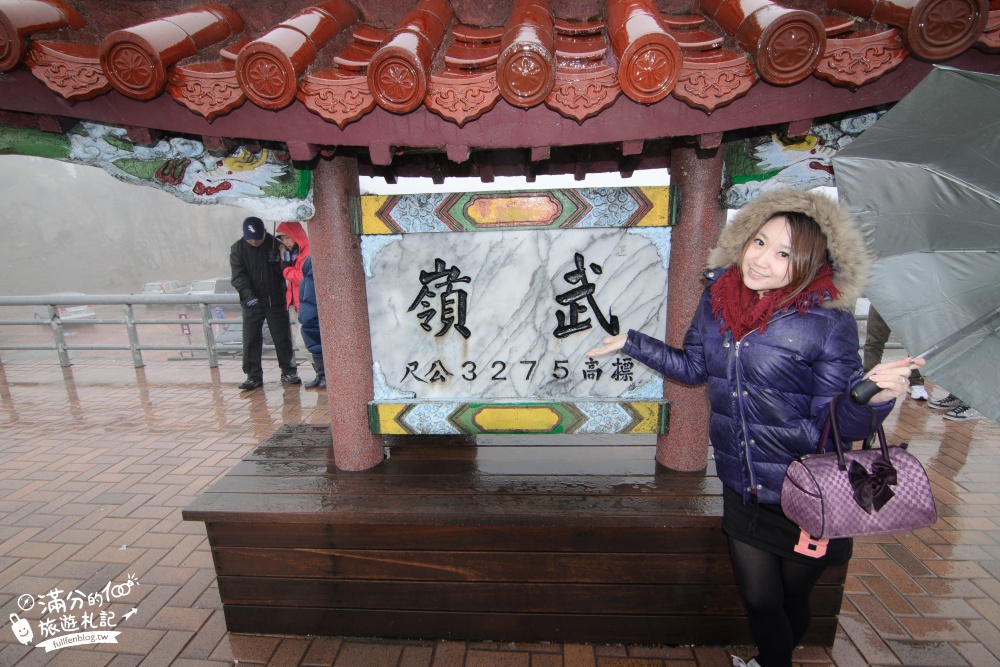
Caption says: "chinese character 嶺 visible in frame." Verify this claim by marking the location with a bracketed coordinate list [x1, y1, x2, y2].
[408, 258, 472, 339]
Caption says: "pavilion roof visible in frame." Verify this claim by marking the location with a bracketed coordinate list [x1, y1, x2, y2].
[1, 0, 998, 177]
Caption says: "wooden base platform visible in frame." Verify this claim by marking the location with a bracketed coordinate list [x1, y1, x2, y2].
[182, 425, 847, 645]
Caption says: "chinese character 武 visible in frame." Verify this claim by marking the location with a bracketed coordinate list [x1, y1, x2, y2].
[553, 253, 619, 339]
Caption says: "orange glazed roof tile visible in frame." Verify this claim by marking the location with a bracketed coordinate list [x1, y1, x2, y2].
[0, 0, 998, 164]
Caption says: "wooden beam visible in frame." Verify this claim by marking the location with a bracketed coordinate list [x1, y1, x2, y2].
[446, 144, 471, 163]
[574, 145, 592, 181]
[124, 125, 161, 147]
[476, 153, 494, 183]
[697, 133, 723, 150]
[370, 143, 394, 166]
[530, 146, 551, 162]
[621, 139, 644, 156]
[429, 155, 444, 185]
[785, 118, 813, 138]
[619, 154, 640, 179]
[202, 136, 234, 156]
[35, 115, 74, 133]
[287, 141, 320, 161]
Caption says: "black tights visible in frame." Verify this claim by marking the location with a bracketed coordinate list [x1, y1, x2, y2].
[728, 537, 827, 667]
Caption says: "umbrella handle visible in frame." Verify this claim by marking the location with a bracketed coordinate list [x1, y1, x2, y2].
[851, 378, 881, 405]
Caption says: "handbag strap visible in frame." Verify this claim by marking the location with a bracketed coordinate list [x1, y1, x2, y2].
[818, 394, 891, 470]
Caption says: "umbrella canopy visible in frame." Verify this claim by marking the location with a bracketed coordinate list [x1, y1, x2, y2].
[832, 66, 1000, 424]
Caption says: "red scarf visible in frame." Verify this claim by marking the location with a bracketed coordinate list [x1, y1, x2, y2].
[710, 264, 839, 341]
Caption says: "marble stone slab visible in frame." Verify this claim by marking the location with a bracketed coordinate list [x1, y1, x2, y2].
[364, 226, 670, 400]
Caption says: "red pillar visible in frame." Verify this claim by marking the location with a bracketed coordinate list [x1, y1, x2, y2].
[656, 143, 726, 471]
[309, 154, 384, 471]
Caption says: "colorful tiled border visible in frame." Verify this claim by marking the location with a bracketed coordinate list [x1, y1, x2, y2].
[369, 400, 669, 435]
[354, 186, 677, 234]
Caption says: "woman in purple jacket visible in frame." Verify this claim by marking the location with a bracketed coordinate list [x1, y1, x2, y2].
[588, 189, 920, 667]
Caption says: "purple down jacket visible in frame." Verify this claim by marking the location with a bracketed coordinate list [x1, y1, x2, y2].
[622, 189, 894, 506]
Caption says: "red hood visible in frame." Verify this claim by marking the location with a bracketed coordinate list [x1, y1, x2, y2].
[275, 221, 310, 256]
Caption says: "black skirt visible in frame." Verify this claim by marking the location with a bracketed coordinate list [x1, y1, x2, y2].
[722, 485, 852, 565]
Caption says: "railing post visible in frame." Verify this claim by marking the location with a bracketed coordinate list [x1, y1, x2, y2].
[200, 303, 219, 368]
[46, 304, 72, 367]
[123, 304, 145, 368]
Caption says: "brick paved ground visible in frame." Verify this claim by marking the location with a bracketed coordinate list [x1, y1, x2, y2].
[1, 357, 999, 666]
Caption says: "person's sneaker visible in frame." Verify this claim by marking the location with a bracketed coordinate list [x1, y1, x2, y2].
[908, 385, 930, 401]
[731, 658, 761, 667]
[238, 378, 263, 391]
[929, 393, 963, 410]
[280, 373, 302, 386]
[944, 404, 980, 421]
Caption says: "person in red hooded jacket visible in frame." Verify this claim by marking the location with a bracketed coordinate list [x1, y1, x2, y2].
[275, 221, 310, 313]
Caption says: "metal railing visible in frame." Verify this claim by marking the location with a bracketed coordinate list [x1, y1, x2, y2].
[0, 294, 243, 368]
[0, 294, 897, 369]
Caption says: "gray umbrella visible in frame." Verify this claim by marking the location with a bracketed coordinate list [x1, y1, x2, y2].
[832, 66, 1000, 424]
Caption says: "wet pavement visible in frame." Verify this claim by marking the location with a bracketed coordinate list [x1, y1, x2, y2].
[2, 356, 1000, 666]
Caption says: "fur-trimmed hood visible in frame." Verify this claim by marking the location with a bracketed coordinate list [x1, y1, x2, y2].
[706, 188, 869, 310]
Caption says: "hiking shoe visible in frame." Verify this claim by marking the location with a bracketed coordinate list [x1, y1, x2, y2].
[944, 404, 980, 421]
[908, 385, 929, 401]
[929, 393, 963, 410]
[238, 378, 263, 391]
[304, 375, 326, 389]
[280, 373, 302, 386]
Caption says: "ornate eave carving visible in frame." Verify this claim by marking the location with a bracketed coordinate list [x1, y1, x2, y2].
[426, 70, 502, 126]
[166, 61, 246, 121]
[673, 49, 755, 113]
[814, 26, 909, 88]
[545, 64, 622, 123]
[299, 69, 377, 129]
[25, 41, 110, 102]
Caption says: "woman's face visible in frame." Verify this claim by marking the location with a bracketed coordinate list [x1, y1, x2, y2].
[741, 215, 793, 297]
[278, 234, 296, 251]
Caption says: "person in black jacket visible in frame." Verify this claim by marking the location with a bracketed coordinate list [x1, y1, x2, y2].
[230, 216, 300, 390]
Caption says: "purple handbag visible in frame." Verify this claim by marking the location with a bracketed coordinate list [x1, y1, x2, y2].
[780, 395, 938, 540]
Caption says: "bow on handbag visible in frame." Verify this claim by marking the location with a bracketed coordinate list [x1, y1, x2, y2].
[848, 458, 897, 514]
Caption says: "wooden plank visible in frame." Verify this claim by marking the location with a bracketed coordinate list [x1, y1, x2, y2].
[201, 473, 724, 497]
[182, 491, 725, 524]
[210, 547, 737, 583]
[217, 577, 845, 616]
[236, 456, 664, 476]
[214, 547, 841, 585]
[203, 521, 730, 552]
[219, 606, 839, 645]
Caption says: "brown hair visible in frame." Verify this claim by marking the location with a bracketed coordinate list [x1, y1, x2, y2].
[740, 211, 831, 305]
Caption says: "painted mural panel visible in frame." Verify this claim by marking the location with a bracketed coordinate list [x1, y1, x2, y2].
[0, 122, 313, 220]
[721, 109, 888, 208]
